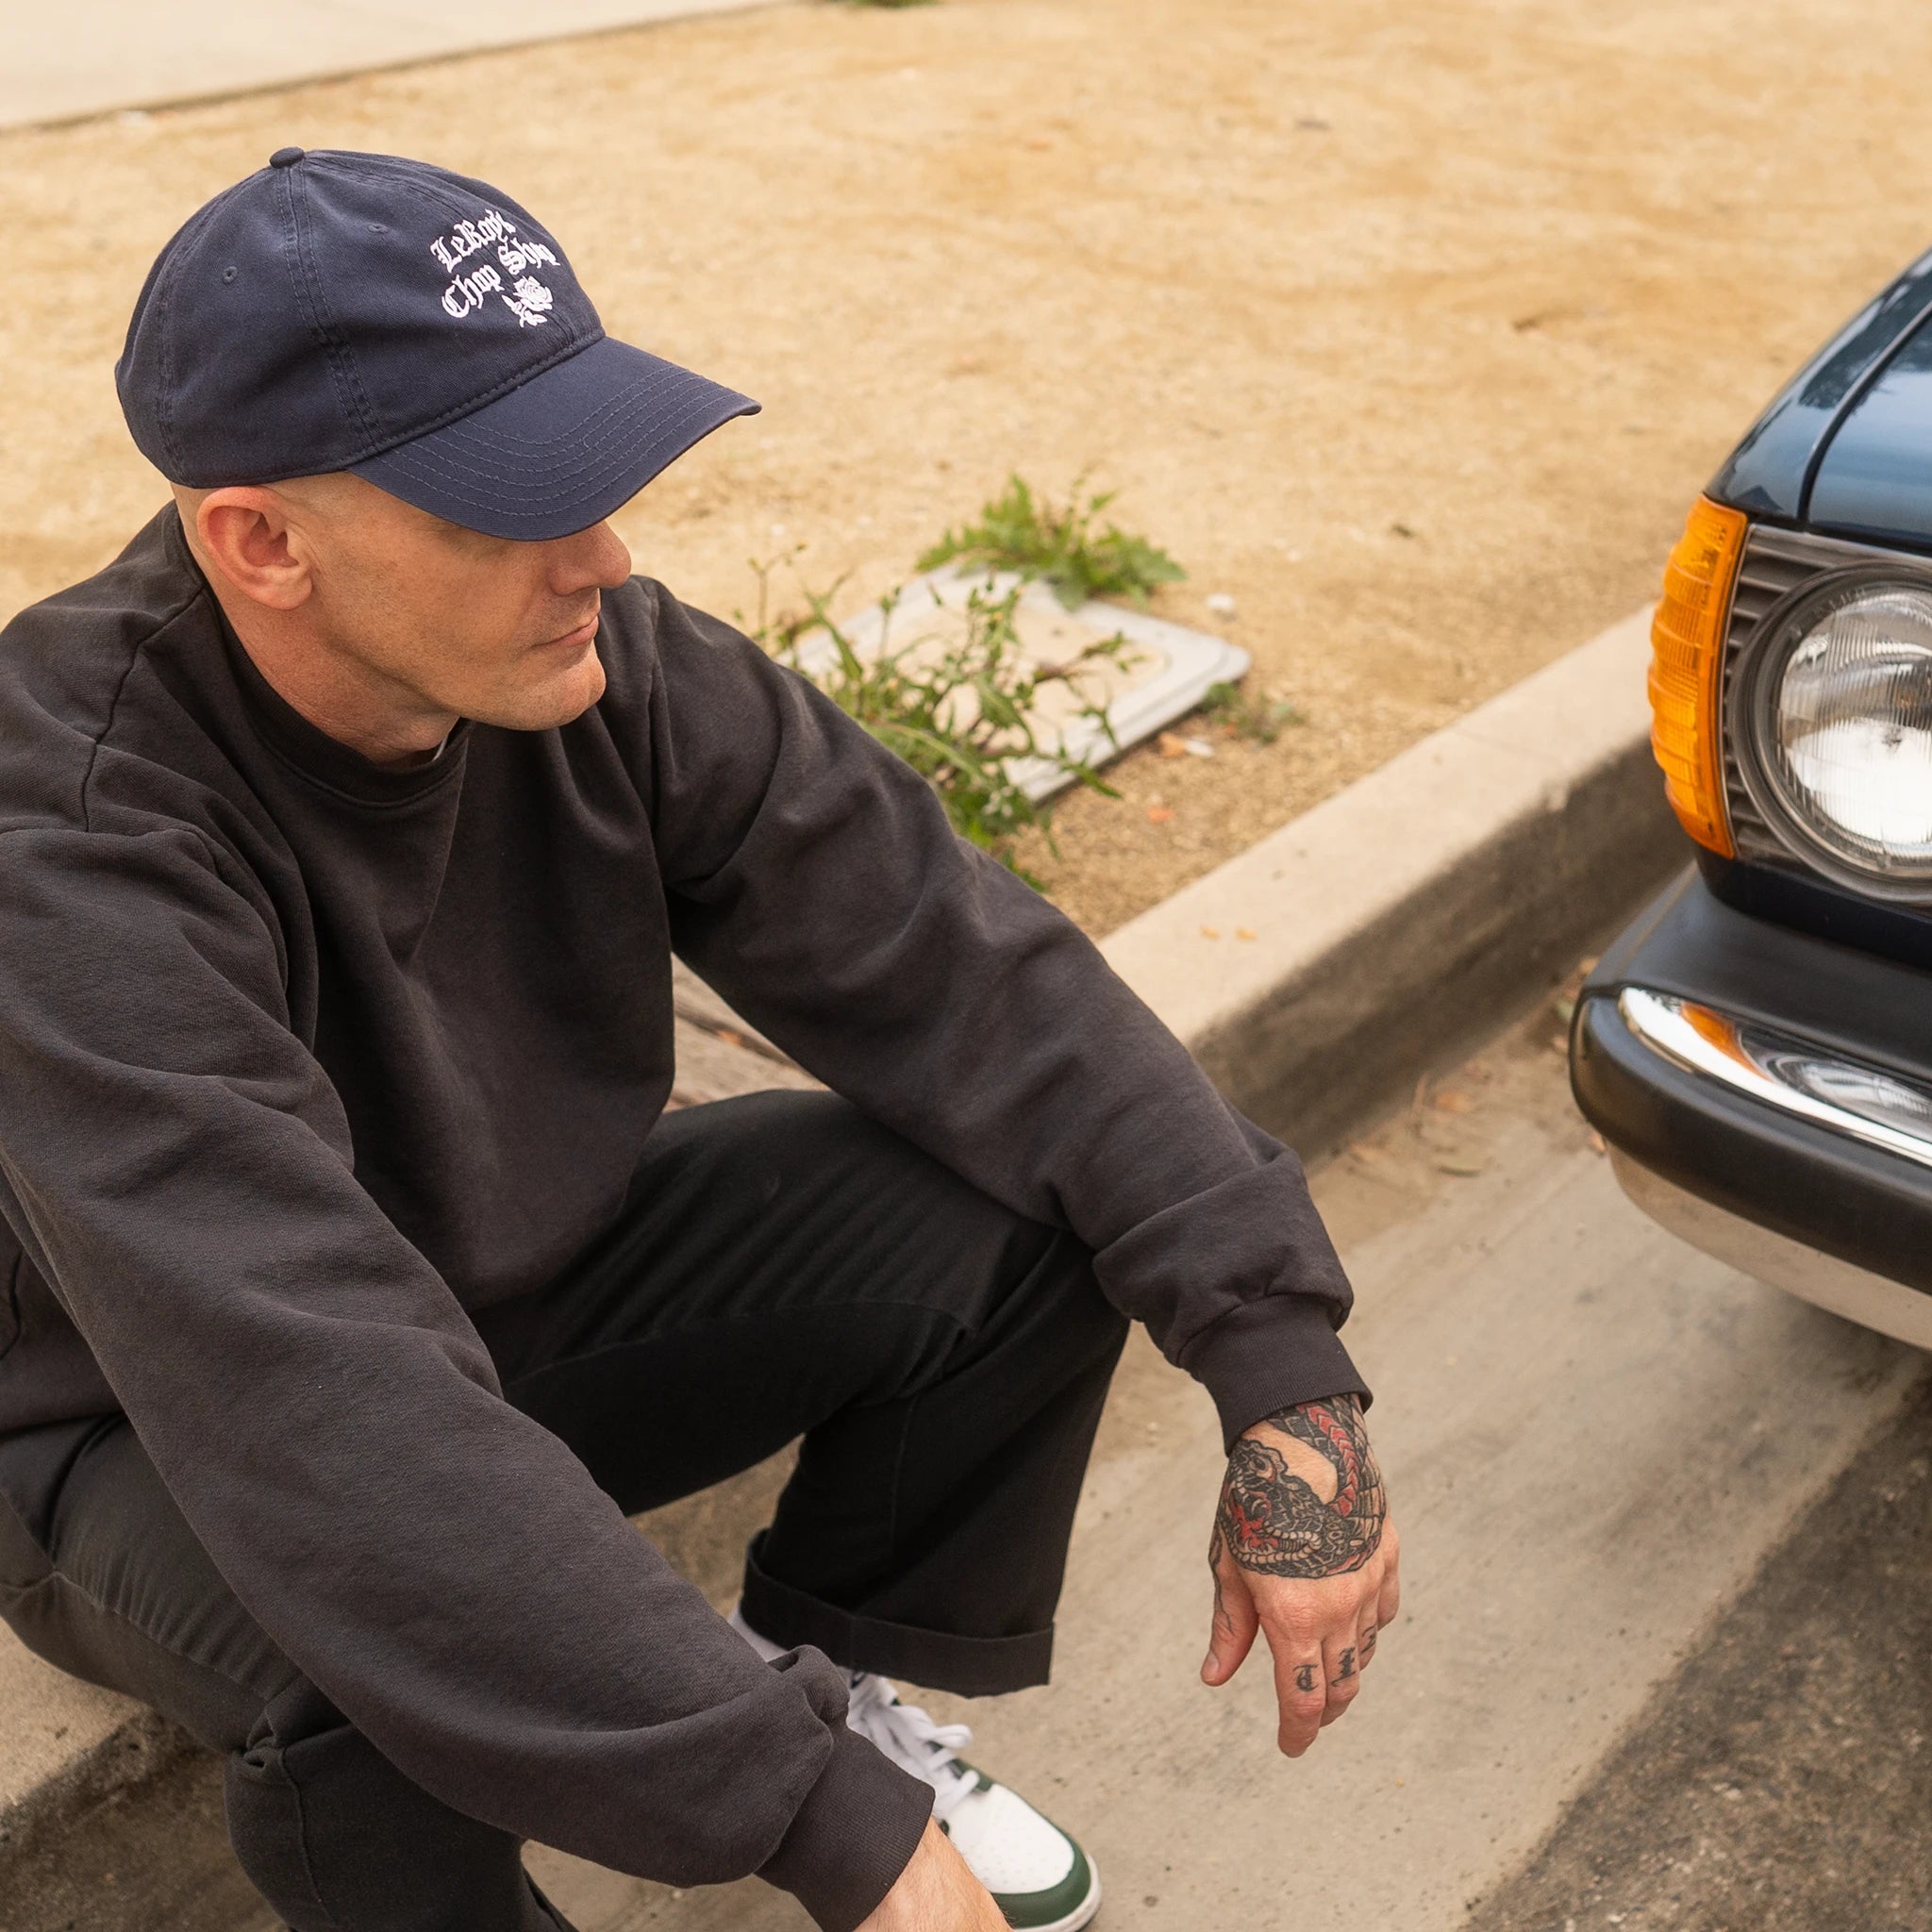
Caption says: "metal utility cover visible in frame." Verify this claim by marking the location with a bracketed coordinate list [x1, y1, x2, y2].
[795, 570, 1250, 801]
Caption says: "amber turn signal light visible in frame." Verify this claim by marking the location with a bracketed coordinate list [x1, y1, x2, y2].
[1649, 496, 1747, 858]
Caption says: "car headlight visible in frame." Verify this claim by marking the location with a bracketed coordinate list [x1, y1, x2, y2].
[1739, 575, 1932, 891]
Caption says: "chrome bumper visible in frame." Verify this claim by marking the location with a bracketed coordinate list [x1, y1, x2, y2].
[1617, 987, 1932, 1173]
[1611, 986, 1932, 1350]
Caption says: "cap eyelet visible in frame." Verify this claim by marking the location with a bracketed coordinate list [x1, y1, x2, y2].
[222, 265, 239, 284]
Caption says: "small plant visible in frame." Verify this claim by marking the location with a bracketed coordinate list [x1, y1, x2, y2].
[1203, 679, 1303, 745]
[917, 475, 1186, 612]
[744, 559, 1128, 884]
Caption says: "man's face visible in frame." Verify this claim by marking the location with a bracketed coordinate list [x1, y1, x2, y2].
[206, 473, 633, 734]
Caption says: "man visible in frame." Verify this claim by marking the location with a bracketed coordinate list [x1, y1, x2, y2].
[0, 151, 1399, 1932]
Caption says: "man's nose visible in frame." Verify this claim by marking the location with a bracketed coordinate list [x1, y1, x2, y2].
[546, 521, 632, 595]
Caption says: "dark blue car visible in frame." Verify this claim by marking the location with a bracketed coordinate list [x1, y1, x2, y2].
[1572, 253, 1932, 1348]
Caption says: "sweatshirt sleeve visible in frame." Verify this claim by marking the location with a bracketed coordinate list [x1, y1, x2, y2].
[641, 590, 1366, 1446]
[0, 822, 931, 1931]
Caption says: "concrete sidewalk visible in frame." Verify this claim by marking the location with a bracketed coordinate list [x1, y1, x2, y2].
[0, 0, 774, 129]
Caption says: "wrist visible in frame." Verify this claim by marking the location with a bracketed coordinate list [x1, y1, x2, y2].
[758, 1724, 934, 1932]
[1179, 1295, 1370, 1452]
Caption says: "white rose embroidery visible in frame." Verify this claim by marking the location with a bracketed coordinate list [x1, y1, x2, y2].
[502, 277, 555, 327]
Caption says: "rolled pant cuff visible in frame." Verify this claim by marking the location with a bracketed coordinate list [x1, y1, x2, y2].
[741, 1533, 1053, 1697]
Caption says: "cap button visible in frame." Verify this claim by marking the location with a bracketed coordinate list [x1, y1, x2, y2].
[268, 146, 306, 169]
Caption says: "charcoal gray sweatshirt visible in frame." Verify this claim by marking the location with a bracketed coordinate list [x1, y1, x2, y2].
[0, 508, 1363, 1924]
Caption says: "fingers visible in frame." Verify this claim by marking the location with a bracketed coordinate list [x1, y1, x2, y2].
[1357, 1615, 1381, 1673]
[1249, 1557, 1395, 1754]
[1320, 1625, 1364, 1726]
[1346, 1540, 1397, 1697]
[1264, 1611, 1329, 1757]
[1206, 1506, 1402, 1758]
[1201, 1533, 1261, 1686]
[1376, 1524, 1404, 1634]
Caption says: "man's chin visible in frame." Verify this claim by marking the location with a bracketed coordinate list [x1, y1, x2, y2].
[483, 655, 608, 733]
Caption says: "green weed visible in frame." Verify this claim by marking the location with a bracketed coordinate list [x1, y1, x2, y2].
[744, 559, 1128, 885]
[917, 475, 1186, 612]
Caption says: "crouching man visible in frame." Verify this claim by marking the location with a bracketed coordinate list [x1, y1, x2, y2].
[0, 150, 1399, 1932]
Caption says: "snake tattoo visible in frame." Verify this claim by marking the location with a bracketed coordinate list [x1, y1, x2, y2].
[1209, 1394, 1387, 1582]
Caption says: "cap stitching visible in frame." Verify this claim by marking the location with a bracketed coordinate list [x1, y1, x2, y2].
[358, 395, 754, 529]
[284, 165, 385, 454]
[370, 378, 727, 480]
[409, 361, 716, 460]
[348, 324, 607, 464]
[373, 390, 734, 498]
[150, 242, 181, 477]
[144, 189, 245, 479]
[379, 378, 716, 480]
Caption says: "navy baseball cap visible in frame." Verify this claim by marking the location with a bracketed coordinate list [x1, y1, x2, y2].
[116, 148, 759, 541]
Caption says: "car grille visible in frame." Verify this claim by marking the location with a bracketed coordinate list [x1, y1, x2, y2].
[1721, 524, 1924, 875]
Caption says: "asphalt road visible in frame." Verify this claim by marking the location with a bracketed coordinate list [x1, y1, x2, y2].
[1468, 1383, 1932, 1932]
[10, 997, 1929, 1931]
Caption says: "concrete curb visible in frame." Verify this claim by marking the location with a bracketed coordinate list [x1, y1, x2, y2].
[0, 1688, 182, 1874]
[1100, 608, 1682, 1156]
[0, 607, 1686, 1899]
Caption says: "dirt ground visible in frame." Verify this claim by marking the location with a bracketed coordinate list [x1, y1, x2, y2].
[6, 0, 1932, 933]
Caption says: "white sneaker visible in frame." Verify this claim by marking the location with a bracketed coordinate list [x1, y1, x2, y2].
[730, 1608, 1101, 1931]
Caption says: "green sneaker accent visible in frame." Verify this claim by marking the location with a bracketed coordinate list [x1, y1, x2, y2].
[991, 1840, 1097, 1931]
[939, 1761, 1100, 1932]
[899, 1742, 1099, 1930]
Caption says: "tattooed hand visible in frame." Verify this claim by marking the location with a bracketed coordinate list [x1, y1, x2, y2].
[1202, 1394, 1401, 1757]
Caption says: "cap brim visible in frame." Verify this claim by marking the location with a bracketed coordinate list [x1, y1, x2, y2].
[350, 334, 758, 541]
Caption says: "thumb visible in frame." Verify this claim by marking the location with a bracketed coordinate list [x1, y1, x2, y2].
[1202, 1537, 1259, 1686]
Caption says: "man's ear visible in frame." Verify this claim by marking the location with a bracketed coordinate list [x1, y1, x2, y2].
[191, 487, 316, 612]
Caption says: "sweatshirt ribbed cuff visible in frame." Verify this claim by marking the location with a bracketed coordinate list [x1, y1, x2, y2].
[1178, 1293, 1370, 1451]
[757, 1721, 935, 1932]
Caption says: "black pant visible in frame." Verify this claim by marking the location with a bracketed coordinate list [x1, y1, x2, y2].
[0, 1091, 1127, 1931]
